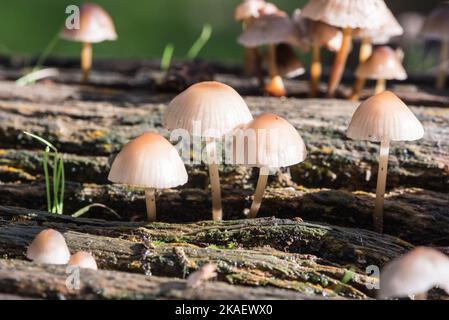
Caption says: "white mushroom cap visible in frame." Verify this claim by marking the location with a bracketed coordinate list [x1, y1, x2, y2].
[232, 113, 307, 168]
[68, 251, 98, 270]
[60, 3, 117, 43]
[379, 247, 449, 299]
[238, 14, 298, 47]
[347, 91, 424, 142]
[421, 2, 449, 41]
[353, 8, 404, 44]
[163, 81, 253, 138]
[301, 0, 390, 30]
[235, 0, 266, 21]
[108, 132, 188, 189]
[26, 229, 71, 265]
[355, 46, 407, 80]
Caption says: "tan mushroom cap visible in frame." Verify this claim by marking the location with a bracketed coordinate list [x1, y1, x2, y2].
[276, 44, 305, 78]
[347, 91, 424, 142]
[301, 0, 390, 30]
[353, 8, 404, 44]
[379, 247, 449, 299]
[60, 3, 117, 43]
[26, 229, 71, 265]
[108, 132, 188, 189]
[306, 19, 343, 52]
[235, 0, 266, 21]
[164, 81, 253, 138]
[421, 2, 449, 41]
[238, 14, 297, 47]
[355, 46, 407, 80]
[68, 251, 98, 270]
[232, 113, 307, 168]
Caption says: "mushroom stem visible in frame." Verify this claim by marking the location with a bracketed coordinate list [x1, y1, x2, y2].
[248, 167, 269, 219]
[244, 47, 260, 75]
[265, 44, 285, 97]
[145, 188, 157, 222]
[81, 42, 92, 84]
[310, 43, 321, 98]
[206, 138, 223, 221]
[327, 27, 352, 98]
[437, 39, 449, 90]
[374, 139, 390, 233]
[375, 78, 387, 94]
[350, 38, 372, 101]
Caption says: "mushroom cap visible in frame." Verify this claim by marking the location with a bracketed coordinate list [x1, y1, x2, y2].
[398, 12, 425, 40]
[305, 19, 343, 52]
[26, 229, 70, 265]
[108, 132, 188, 189]
[347, 91, 424, 142]
[275, 44, 305, 78]
[163, 81, 253, 138]
[421, 2, 449, 41]
[355, 46, 407, 80]
[68, 251, 98, 270]
[232, 113, 307, 168]
[353, 8, 404, 44]
[60, 3, 117, 43]
[238, 14, 297, 47]
[379, 247, 449, 299]
[301, 0, 390, 30]
[235, 0, 266, 21]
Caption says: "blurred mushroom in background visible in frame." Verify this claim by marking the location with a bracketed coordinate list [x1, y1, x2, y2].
[60, 3, 117, 84]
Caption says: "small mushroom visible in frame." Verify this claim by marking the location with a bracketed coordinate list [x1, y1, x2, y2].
[238, 13, 297, 97]
[232, 113, 307, 218]
[352, 46, 407, 98]
[108, 132, 188, 222]
[297, 15, 342, 97]
[60, 3, 117, 84]
[68, 251, 98, 270]
[26, 229, 70, 265]
[379, 247, 449, 300]
[301, 0, 392, 97]
[351, 8, 403, 100]
[275, 43, 305, 79]
[164, 81, 253, 221]
[421, 2, 449, 89]
[347, 91, 424, 233]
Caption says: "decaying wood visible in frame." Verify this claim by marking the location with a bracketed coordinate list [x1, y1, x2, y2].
[0, 259, 327, 300]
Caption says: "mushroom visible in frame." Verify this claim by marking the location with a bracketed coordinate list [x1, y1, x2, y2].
[301, 0, 391, 97]
[232, 113, 307, 218]
[347, 91, 424, 233]
[238, 13, 298, 97]
[108, 132, 188, 222]
[298, 16, 342, 97]
[421, 2, 449, 89]
[352, 46, 407, 98]
[234, 0, 266, 76]
[60, 3, 117, 84]
[350, 9, 404, 100]
[275, 43, 305, 79]
[164, 81, 253, 221]
[379, 247, 449, 300]
[26, 229, 70, 265]
[68, 251, 98, 270]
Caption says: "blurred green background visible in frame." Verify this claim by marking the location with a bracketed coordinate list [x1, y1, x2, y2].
[0, 0, 442, 67]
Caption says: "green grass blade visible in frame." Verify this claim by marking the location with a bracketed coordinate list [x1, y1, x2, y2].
[42, 147, 52, 212]
[58, 157, 65, 214]
[187, 24, 212, 60]
[72, 203, 121, 219]
[52, 153, 60, 214]
[23, 131, 57, 153]
[161, 43, 175, 71]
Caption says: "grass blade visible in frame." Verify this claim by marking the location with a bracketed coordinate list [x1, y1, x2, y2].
[161, 43, 175, 71]
[52, 154, 60, 214]
[72, 203, 121, 219]
[58, 157, 65, 214]
[23, 131, 57, 153]
[42, 147, 52, 212]
[187, 24, 212, 60]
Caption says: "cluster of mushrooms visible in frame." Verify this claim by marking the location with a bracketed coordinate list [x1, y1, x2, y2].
[22, 1, 449, 300]
[236, 0, 449, 98]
